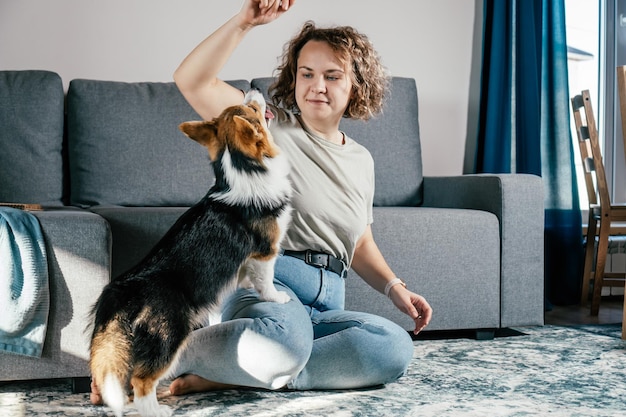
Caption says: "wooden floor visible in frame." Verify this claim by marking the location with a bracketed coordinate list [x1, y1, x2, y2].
[545, 297, 624, 326]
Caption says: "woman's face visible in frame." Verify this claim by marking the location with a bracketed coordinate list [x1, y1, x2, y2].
[294, 40, 353, 130]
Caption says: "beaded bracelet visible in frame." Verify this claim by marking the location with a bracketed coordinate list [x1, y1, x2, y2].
[384, 278, 406, 298]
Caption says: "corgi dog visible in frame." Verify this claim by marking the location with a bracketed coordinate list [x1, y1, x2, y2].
[89, 90, 292, 417]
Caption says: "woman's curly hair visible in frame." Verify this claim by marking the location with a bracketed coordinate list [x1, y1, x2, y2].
[270, 21, 389, 121]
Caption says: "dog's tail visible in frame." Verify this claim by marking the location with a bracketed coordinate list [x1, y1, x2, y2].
[90, 317, 132, 417]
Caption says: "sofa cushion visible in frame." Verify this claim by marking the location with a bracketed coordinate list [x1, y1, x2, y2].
[251, 77, 423, 207]
[345, 206, 501, 331]
[0, 71, 65, 205]
[67, 79, 250, 207]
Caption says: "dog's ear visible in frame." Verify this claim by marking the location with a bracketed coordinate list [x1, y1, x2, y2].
[179, 121, 217, 144]
[232, 115, 277, 159]
[232, 115, 261, 139]
[233, 116, 276, 161]
[179, 121, 222, 160]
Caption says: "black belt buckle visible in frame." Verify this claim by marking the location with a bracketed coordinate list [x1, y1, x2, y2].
[284, 249, 345, 278]
[305, 250, 327, 269]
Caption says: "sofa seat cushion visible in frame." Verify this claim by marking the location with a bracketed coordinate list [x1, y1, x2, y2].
[0, 71, 65, 205]
[67, 79, 250, 207]
[345, 206, 501, 331]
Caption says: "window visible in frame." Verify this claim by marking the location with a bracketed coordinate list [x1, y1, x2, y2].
[566, 0, 626, 208]
[602, 0, 626, 204]
[565, 0, 599, 209]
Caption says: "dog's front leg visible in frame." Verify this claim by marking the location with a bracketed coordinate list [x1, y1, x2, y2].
[244, 257, 291, 304]
[237, 263, 254, 290]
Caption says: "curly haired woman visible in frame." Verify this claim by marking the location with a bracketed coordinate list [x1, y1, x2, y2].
[89, 0, 432, 404]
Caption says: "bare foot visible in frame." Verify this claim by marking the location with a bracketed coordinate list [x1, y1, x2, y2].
[169, 374, 237, 395]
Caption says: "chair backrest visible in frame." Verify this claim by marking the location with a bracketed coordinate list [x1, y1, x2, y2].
[571, 90, 611, 214]
[617, 65, 626, 169]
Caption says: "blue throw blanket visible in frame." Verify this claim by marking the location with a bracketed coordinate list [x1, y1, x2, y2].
[0, 207, 49, 357]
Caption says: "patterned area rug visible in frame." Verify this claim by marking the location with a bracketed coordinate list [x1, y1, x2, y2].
[1, 324, 625, 416]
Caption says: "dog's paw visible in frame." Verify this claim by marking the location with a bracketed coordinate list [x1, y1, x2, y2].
[152, 405, 173, 417]
[261, 290, 291, 304]
[134, 396, 173, 417]
[136, 405, 172, 417]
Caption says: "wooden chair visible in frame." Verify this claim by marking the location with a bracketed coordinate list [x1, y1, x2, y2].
[617, 65, 626, 338]
[570, 90, 626, 319]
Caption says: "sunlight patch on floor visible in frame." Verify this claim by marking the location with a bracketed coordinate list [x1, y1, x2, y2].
[0, 392, 26, 416]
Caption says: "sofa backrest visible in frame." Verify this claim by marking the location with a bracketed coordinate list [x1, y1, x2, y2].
[3, 73, 422, 208]
[251, 76, 423, 207]
[67, 79, 250, 207]
[0, 70, 65, 205]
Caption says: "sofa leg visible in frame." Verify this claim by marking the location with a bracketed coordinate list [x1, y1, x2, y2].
[475, 329, 495, 340]
[72, 376, 91, 394]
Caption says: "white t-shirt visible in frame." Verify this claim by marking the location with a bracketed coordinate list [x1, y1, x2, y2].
[269, 105, 374, 267]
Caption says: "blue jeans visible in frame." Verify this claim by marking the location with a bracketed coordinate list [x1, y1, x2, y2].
[166, 254, 415, 390]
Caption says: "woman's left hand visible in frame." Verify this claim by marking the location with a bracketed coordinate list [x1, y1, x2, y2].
[388, 285, 432, 335]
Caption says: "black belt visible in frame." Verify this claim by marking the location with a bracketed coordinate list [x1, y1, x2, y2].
[282, 250, 348, 278]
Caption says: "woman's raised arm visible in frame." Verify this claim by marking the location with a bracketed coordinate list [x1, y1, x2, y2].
[173, 0, 295, 120]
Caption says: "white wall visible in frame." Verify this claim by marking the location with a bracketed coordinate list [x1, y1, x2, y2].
[0, 0, 480, 176]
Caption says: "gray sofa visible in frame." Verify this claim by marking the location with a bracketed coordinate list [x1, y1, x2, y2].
[0, 70, 544, 387]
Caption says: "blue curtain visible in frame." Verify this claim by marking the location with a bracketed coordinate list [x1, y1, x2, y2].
[476, 0, 583, 305]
